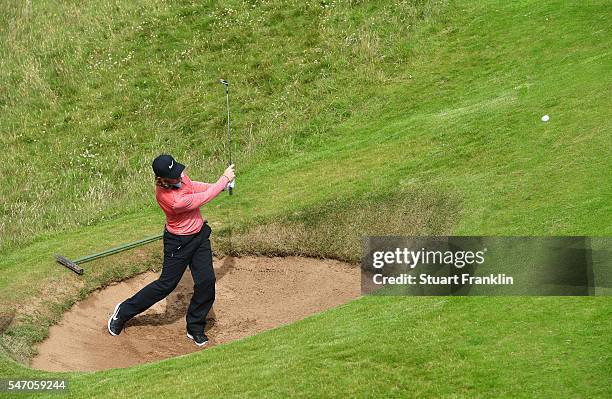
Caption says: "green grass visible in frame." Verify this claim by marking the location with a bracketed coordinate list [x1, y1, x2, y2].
[1, 297, 610, 398]
[0, 0, 610, 397]
[1, 0, 608, 253]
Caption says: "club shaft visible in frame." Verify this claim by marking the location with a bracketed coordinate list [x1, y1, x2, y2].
[226, 88, 231, 165]
[223, 83, 233, 195]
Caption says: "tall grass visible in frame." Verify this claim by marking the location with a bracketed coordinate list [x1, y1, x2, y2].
[216, 185, 460, 262]
[0, 0, 447, 253]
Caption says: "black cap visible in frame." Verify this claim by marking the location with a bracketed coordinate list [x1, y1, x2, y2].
[152, 154, 185, 179]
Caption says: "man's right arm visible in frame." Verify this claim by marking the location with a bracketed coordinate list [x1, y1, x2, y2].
[171, 176, 229, 213]
[192, 181, 212, 193]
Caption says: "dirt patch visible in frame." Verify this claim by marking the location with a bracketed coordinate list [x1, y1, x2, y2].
[31, 256, 360, 372]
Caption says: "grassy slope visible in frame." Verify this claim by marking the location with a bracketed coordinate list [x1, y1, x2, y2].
[3, 297, 611, 398]
[0, 0, 610, 397]
[1, 0, 609, 252]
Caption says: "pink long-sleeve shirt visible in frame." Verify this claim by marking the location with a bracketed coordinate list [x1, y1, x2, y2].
[156, 171, 228, 235]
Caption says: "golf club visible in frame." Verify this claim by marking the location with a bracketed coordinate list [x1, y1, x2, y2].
[219, 78, 235, 195]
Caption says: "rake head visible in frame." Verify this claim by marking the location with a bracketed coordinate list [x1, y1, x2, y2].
[54, 254, 84, 275]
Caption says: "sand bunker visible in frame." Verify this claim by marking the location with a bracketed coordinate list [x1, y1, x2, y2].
[32, 256, 359, 372]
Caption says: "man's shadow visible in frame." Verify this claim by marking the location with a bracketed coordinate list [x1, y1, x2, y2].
[126, 256, 236, 330]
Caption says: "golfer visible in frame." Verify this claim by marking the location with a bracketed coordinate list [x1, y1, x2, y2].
[108, 154, 235, 347]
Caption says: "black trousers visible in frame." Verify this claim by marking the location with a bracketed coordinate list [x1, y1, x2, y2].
[118, 222, 215, 334]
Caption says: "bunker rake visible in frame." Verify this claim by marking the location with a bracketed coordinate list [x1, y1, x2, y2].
[54, 233, 162, 275]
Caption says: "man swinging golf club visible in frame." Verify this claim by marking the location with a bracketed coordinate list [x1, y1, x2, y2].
[107, 154, 235, 347]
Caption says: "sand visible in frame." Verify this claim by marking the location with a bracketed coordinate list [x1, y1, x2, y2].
[31, 256, 360, 372]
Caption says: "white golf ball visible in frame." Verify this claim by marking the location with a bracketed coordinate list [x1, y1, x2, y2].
[541, 115, 550, 122]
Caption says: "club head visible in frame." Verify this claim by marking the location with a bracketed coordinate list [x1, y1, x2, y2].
[219, 79, 229, 86]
